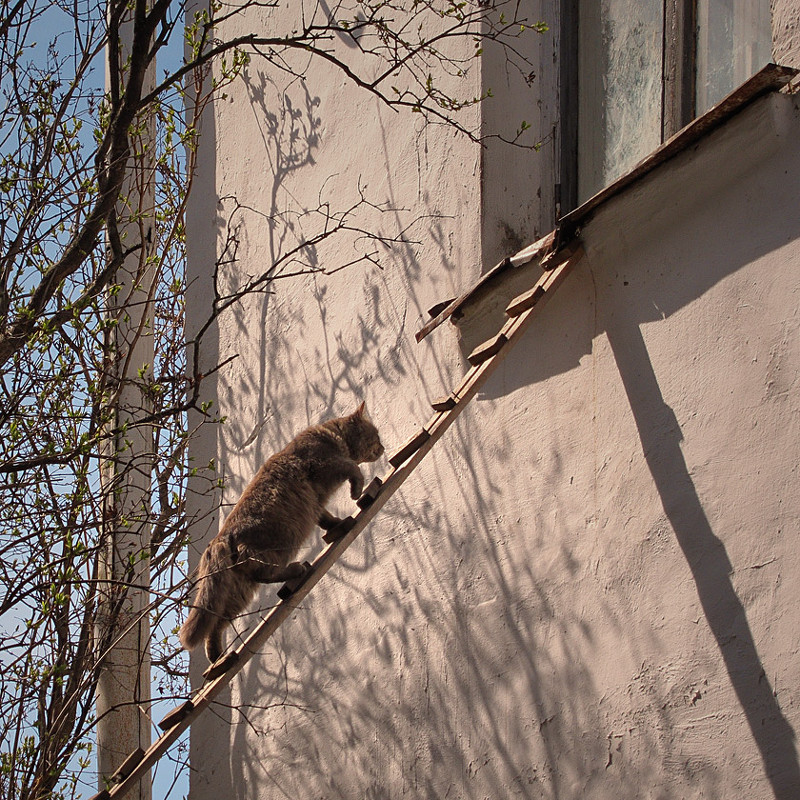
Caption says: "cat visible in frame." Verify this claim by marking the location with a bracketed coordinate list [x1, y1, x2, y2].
[179, 402, 384, 664]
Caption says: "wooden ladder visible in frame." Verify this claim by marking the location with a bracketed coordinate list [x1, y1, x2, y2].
[94, 242, 584, 800]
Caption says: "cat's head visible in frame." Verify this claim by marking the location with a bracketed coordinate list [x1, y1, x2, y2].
[342, 402, 384, 463]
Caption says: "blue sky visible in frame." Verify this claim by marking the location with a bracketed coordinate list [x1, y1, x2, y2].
[18, 5, 191, 799]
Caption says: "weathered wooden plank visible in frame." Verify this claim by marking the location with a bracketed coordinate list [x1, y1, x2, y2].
[388, 428, 431, 467]
[431, 394, 457, 411]
[202, 650, 240, 681]
[467, 332, 508, 366]
[322, 514, 356, 543]
[452, 246, 584, 403]
[157, 700, 194, 731]
[506, 285, 545, 317]
[415, 231, 557, 341]
[277, 561, 313, 600]
[111, 748, 145, 783]
[356, 477, 383, 509]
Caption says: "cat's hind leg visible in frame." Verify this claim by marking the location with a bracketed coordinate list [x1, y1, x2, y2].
[234, 543, 307, 585]
[318, 509, 343, 530]
[205, 619, 226, 664]
[248, 559, 309, 585]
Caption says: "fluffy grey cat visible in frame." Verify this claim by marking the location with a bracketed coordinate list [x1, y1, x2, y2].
[180, 402, 384, 663]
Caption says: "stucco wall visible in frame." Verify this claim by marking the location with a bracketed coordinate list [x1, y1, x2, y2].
[452, 92, 800, 799]
[184, 2, 487, 795]
[185, 6, 800, 798]
[774, 0, 800, 69]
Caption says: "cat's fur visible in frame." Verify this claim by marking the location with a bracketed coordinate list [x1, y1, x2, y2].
[179, 402, 383, 664]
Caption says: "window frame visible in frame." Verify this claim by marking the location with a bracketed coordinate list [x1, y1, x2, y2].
[558, 0, 767, 214]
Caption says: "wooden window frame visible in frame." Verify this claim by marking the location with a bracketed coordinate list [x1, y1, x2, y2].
[560, 0, 702, 214]
[662, 0, 697, 138]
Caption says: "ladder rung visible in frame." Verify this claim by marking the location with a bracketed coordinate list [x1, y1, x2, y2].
[322, 515, 356, 543]
[431, 394, 457, 411]
[203, 650, 240, 681]
[506, 284, 545, 317]
[111, 748, 145, 783]
[276, 561, 313, 600]
[467, 332, 508, 366]
[157, 700, 194, 731]
[388, 428, 431, 467]
[539, 238, 581, 271]
[356, 477, 383, 509]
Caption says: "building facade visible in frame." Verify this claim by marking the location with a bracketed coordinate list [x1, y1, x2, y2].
[185, 2, 800, 797]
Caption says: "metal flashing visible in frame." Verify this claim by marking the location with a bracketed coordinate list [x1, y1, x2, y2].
[558, 63, 797, 239]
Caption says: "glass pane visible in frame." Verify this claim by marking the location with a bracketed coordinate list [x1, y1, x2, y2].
[577, 0, 664, 203]
[696, 0, 772, 114]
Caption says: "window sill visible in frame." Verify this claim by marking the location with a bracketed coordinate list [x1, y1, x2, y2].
[416, 63, 797, 344]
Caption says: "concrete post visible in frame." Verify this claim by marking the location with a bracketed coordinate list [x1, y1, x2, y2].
[96, 4, 156, 798]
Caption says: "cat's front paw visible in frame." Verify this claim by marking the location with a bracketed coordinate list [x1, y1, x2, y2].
[286, 560, 310, 579]
[350, 476, 364, 500]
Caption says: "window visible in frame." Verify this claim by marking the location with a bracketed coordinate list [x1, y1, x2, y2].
[696, 0, 772, 114]
[560, 0, 772, 208]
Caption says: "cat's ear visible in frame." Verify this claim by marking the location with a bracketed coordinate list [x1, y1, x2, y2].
[355, 401, 371, 421]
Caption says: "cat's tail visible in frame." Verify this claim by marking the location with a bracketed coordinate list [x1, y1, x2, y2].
[178, 602, 214, 652]
[179, 538, 233, 652]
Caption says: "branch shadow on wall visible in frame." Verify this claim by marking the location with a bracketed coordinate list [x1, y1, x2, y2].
[190, 62, 799, 800]
[209, 113, 675, 800]
[185, 79, 628, 799]
[185, 63, 327, 799]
